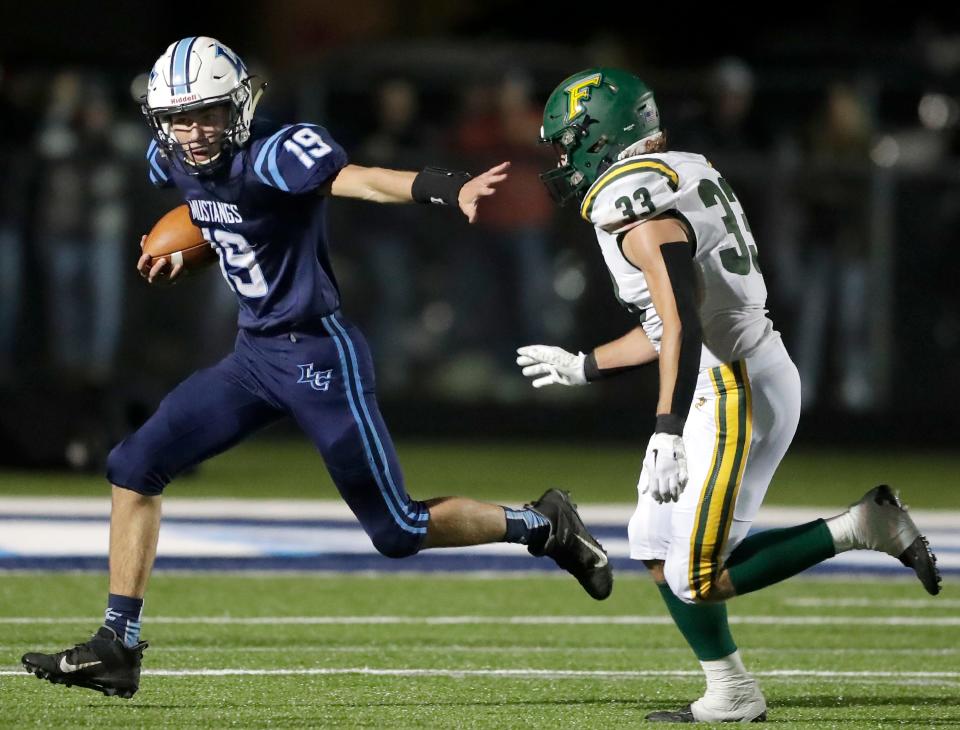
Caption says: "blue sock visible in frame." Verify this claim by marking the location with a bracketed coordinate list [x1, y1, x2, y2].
[104, 594, 144, 647]
[502, 507, 550, 551]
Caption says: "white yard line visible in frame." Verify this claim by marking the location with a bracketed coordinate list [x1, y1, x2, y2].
[0, 614, 957, 626]
[788, 597, 960, 609]
[3, 666, 959, 685]
[3, 644, 957, 656]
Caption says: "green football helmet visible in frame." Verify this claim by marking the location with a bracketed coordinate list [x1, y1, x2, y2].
[540, 68, 660, 205]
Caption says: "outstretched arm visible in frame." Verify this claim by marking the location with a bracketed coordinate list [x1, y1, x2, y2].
[326, 161, 510, 223]
[326, 165, 417, 203]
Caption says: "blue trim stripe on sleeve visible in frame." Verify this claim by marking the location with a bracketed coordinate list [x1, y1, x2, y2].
[146, 140, 169, 182]
[171, 36, 197, 95]
[254, 126, 291, 188]
[267, 135, 290, 192]
[321, 316, 426, 534]
[329, 314, 427, 524]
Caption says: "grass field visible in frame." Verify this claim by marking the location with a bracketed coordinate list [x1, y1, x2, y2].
[0, 573, 956, 728]
[1, 440, 956, 726]
[1, 438, 958, 508]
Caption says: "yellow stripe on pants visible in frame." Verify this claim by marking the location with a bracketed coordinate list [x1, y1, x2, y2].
[688, 361, 753, 600]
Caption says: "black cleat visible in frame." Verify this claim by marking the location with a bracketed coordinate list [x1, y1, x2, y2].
[22, 626, 147, 699]
[527, 488, 613, 600]
[848, 485, 942, 596]
[898, 533, 942, 596]
[646, 703, 767, 723]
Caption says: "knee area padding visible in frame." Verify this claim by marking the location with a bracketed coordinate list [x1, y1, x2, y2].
[664, 562, 701, 605]
[367, 523, 424, 559]
[105, 440, 168, 496]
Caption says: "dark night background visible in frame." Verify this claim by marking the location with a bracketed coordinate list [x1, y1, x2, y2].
[2, 2, 959, 468]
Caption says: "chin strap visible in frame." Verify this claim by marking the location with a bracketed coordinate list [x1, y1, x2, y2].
[250, 80, 267, 116]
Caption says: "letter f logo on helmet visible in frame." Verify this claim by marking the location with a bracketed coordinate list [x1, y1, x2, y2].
[564, 73, 602, 122]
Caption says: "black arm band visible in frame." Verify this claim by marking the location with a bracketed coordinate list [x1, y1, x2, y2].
[583, 351, 651, 382]
[659, 241, 702, 430]
[411, 167, 472, 206]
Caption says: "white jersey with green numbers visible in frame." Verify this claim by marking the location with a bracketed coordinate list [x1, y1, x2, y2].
[579, 150, 775, 366]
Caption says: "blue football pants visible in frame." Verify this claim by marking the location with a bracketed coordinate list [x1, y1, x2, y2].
[107, 314, 429, 557]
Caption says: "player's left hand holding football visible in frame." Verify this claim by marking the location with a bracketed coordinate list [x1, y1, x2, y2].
[640, 432, 688, 503]
[459, 161, 510, 223]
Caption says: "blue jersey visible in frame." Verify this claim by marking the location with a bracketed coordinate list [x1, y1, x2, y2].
[146, 119, 349, 333]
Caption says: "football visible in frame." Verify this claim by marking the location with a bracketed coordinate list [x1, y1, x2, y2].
[142, 205, 217, 273]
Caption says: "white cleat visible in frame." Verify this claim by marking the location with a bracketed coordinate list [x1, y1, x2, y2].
[848, 485, 941, 595]
[647, 680, 767, 723]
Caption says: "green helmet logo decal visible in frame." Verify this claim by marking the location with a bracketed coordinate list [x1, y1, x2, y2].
[564, 73, 602, 122]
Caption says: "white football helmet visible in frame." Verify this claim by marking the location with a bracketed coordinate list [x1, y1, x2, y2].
[142, 36, 257, 172]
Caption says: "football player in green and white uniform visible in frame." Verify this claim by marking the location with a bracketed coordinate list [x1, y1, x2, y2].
[517, 68, 941, 723]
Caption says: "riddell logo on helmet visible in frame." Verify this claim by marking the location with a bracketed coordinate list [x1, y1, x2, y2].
[170, 94, 201, 104]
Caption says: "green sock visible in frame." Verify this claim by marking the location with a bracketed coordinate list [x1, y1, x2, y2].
[726, 519, 836, 596]
[656, 582, 737, 661]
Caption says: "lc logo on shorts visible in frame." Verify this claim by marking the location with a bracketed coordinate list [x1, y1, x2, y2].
[297, 363, 334, 391]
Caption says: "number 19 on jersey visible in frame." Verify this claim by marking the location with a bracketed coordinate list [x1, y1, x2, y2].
[203, 227, 268, 298]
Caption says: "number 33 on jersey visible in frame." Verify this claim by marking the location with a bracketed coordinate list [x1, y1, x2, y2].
[581, 150, 773, 366]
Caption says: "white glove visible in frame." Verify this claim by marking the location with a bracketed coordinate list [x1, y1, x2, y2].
[516, 345, 587, 388]
[641, 432, 688, 503]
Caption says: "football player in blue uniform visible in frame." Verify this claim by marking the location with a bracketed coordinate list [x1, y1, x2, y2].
[21, 37, 613, 699]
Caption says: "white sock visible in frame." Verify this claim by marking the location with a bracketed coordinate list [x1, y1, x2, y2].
[826, 509, 859, 552]
[700, 650, 753, 695]
[691, 650, 765, 721]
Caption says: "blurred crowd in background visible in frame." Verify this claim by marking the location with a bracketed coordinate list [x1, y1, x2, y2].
[2, 14, 960, 466]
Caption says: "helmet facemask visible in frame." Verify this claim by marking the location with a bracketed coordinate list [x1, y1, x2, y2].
[540, 127, 581, 206]
[142, 78, 252, 175]
[539, 118, 605, 206]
